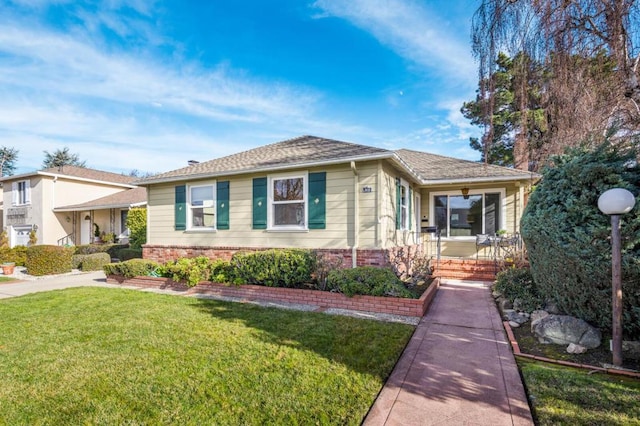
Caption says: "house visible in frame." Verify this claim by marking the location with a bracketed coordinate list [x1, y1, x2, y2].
[1, 166, 146, 247]
[138, 136, 539, 267]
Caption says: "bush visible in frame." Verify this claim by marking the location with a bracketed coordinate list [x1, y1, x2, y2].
[72, 253, 111, 271]
[26, 245, 74, 276]
[326, 266, 416, 298]
[209, 259, 234, 284]
[74, 244, 127, 259]
[494, 267, 543, 312]
[0, 246, 28, 266]
[521, 141, 640, 338]
[159, 256, 212, 287]
[103, 258, 160, 278]
[116, 248, 143, 261]
[126, 208, 147, 249]
[231, 249, 316, 287]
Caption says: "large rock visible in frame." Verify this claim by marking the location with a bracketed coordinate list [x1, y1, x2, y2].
[532, 315, 601, 349]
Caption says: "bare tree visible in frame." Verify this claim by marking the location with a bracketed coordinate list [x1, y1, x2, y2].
[472, 0, 640, 169]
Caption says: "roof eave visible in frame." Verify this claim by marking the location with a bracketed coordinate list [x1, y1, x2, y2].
[54, 201, 147, 212]
[136, 152, 395, 185]
[419, 174, 541, 186]
[0, 170, 136, 188]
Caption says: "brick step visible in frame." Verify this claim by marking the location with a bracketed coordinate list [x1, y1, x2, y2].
[433, 258, 497, 282]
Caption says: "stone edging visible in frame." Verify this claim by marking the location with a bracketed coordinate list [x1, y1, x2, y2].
[503, 321, 640, 378]
[106, 275, 440, 318]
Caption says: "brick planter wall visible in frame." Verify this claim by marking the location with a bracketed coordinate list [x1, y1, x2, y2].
[106, 275, 440, 318]
[142, 245, 422, 271]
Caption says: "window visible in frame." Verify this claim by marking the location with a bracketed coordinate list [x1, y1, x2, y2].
[189, 183, 216, 229]
[12, 180, 31, 206]
[396, 178, 411, 230]
[268, 174, 307, 229]
[432, 190, 503, 238]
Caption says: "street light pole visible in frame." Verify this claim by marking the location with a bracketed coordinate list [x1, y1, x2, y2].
[598, 187, 636, 368]
[610, 214, 623, 366]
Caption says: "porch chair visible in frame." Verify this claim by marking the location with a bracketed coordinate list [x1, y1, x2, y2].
[475, 234, 493, 260]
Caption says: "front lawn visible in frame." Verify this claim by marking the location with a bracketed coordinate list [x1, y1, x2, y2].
[0, 288, 414, 424]
[518, 358, 640, 425]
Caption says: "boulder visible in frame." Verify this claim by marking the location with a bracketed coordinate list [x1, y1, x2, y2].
[566, 343, 587, 354]
[509, 321, 521, 328]
[623, 341, 640, 360]
[543, 300, 561, 315]
[499, 297, 513, 311]
[503, 310, 528, 325]
[532, 315, 601, 349]
[530, 310, 550, 331]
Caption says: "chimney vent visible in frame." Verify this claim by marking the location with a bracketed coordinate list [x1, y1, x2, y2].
[188, 160, 199, 166]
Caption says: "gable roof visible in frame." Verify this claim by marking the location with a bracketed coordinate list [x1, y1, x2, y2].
[54, 187, 147, 212]
[137, 135, 539, 186]
[1, 165, 136, 188]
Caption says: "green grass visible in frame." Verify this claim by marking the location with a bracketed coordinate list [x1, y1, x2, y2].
[0, 276, 16, 282]
[518, 358, 640, 425]
[0, 288, 414, 424]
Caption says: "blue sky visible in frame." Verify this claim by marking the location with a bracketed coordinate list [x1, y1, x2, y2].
[1, 0, 482, 175]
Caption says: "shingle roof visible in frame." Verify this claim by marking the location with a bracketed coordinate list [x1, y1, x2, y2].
[395, 149, 538, 183]
[2, 165, 136, 186]
[54, 187, 147, 211]
[137, 135, 539, 186]
[138, 135, 391, 184]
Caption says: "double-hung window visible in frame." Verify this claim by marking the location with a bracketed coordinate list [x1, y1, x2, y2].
[269, 174, 307, 230]
[432, 190, 503, 238]
[400, 180, 409, 230]
[12, 180, 31, 206]
[189, 183, 216, 229]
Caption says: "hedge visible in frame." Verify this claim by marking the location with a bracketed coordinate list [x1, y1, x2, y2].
[103, 259, 161, 278]
[26, 245, 74, 276]
[230, 249, 316, 287]
[326, 266, 416, 298]
[72, 253, 112, 271]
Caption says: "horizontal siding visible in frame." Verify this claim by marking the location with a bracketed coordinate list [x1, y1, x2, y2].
[148, 165, 354, 249]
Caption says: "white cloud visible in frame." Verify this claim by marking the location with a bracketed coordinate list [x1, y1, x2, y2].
[312, 0, 477, 85]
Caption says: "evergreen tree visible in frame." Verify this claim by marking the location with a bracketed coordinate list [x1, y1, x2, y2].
[42, 147, 86, 169]
[0, 147, 19, 176]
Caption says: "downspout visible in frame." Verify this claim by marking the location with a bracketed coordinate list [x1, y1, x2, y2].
[351, 161, 359, 268]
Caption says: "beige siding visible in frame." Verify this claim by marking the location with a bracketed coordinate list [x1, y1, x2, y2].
[378, 162, 420, 250]
[148, 164, 357, 249]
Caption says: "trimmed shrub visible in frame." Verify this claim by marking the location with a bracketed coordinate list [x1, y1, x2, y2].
[521, 142, 640, 338]
[74, 244, 127, 259]
[231, 249, 315, 287]
[73, 253, 111, 271]
[0, 246, 28, 266]
[116, 248, 143, 261]
[159, 256, 212, 287]
[494, 267, 543, 312]
[209, 259, 234, 284]
[326, 266, 417, 298]
[103, 258, 160, 278]
[26, 245, 74, 276]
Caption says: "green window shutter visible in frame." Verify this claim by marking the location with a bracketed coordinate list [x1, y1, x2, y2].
[175, 185, 186, 231]
[252, 177, 267, 229]
[395, 178, 401, 230]
[408, 187, 413, 230]
[216, 181, 230, 230]
[308, 172, 326, 229]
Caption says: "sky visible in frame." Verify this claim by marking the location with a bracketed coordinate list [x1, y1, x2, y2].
[0, 0, 483, 176]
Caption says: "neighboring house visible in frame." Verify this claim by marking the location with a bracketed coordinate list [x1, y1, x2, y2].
[138, 136, 540, 266]
[1, 166, 146, 247]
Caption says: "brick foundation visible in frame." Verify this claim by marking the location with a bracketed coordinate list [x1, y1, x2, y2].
[142, 244, 423, 271]
[106, 274, 440, 318]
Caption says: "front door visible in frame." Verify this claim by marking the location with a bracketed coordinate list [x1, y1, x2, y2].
[80, 212, 91, 245]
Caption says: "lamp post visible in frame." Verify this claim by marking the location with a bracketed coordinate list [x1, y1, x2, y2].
[597, 188, 636, 367]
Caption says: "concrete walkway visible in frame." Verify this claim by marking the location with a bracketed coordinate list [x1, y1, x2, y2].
[364, 279, 534, 425]
[0, 270, 114, 299]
